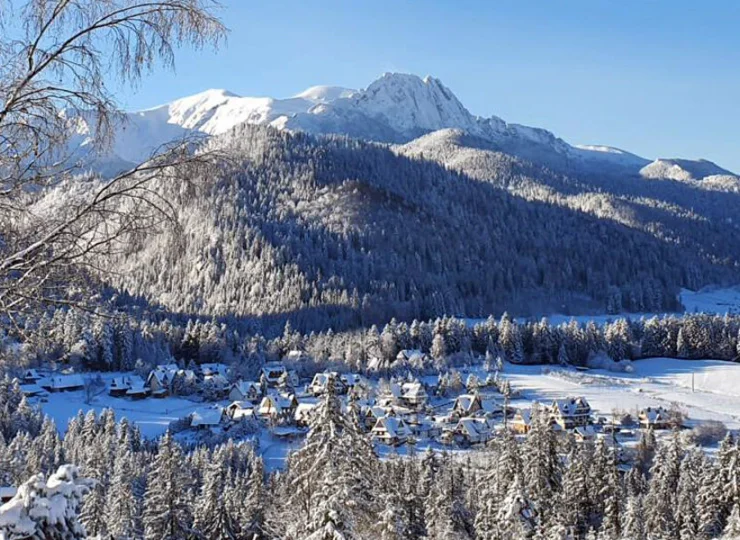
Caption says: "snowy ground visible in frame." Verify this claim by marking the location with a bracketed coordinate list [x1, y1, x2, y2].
[502, 358, 740, 431]
[467, 286, 740, 327]
[39, 372, 206, 438]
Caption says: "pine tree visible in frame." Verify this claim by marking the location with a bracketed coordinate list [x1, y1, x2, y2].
[106, 444, 141, 539]
[143, 431, 192, 540]
[194, 459, 237, 539]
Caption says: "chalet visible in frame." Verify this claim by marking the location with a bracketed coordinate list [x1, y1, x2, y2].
[203, 373, 229, 392]
[125, 381, 149, 399]
[638, 407, 671, 430]
[511, 409, 533, 435]
[260, 363, 288, 387]
[401, 382, 428, 408]
[573, 425, 597, 442]
[378, 382, 403, 407]
[550, 397, 592, 430]
[257, 394, 298, 421]
[453, 394, 483, 417]
[226, 401, 254, 421]
[190, 408, 225, 430]
[308, 372, 347, 396]
[109, 377, 132, 397]
[39, 374, 84, 393]
[396, 349, 427, 365]
[371, 417, 411, 446]
[443, 418, 492, 446]
[228, 381, 261, 402]
[479, 398, 503, 417]
[363, 406, 388, 430]
[21, 369, 42, 384]
[294, 403, 317, 427]
[145, 370, 172, 397]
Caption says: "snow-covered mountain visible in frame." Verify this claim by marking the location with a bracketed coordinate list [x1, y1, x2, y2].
[70, 72, 736, 179]
[640, 158, 737, 182]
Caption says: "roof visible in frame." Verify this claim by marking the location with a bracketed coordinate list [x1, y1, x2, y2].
[231, 381, 260, 395]
[457, 418, 490, 438]
[640, 406, 668, 423]
[310, 372, 340, 387]
[39, 374, 84, 389]
[23, 369, 41, 379]
[19, 384, 44, 396]
[401, 382, 427, 398]
[110, 377, 131, 389]
[126, 382, 148, 395]
[455, 394, 480, 412]
[373, 417, 410, 438]
[340, 373, 364, 386]
[552, 397, 591, 416]
[481, 399, 502, 414]
[513, 408, 533, 424]
[191, 408, 224, 427]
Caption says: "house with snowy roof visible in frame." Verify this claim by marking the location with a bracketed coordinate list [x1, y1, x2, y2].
[126, 380, 149, 399]
[308, 372, 347, 396]
[190, 407, 226, 430]
[228, 380, 262, 402]
[638, 406, 671, 430]
[362, 406, 389, 430]
[400, 382, 428, 408]
[511, 409, 534, 434]
[549, 396, 592, 430]
[199, 363, 230, 378]
[260, 363, 288, 387]
[442, 418, 492, 446]
[371, 416, 411, 446]
[226, 401, 254, 421]
[452, 393, 483, 417]
[257, 393, 298, 421]
[39, 374, 84, 392]
[21, 369, 42, 384]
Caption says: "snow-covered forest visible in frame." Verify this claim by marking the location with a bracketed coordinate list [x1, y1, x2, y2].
[4, 306, 739, 376]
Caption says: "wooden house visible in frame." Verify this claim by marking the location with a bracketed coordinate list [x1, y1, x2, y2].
[226, 401, 254, 421]
[21, 369, 42, 384]
[443, 418, 492, 446]
[511, 408, 533, 434]
[294, 403, 317, 427]
[257, 394, 298, 421]
[549, 397, 592, 430]
[260, 363, 288, 387]
[228, 381, 261, 402]
[371, 417, 411, 446]
[308, 372, 347, 396]
[190, 407, 225, 430]
[453, 393, 483, 417]
[39, 374, 84, 393]
[401, 382, 428, 408]
[638, 407, 671, 430]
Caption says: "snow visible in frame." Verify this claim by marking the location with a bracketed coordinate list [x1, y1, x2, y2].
[640, 158, 737, 182]
[38, 372, 206, 438]
[72, 72, 735, 180]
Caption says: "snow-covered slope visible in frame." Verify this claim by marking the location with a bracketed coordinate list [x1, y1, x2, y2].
[69, 72, 735, 180]
[640, 158, 738, 182]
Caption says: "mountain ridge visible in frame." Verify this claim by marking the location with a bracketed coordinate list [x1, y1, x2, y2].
[69, 72, 737, 180]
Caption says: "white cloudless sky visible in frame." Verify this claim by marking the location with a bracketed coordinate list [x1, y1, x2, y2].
[116, 0, 740, 172]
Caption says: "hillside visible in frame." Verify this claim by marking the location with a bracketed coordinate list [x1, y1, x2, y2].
[42, 124, 740, 333]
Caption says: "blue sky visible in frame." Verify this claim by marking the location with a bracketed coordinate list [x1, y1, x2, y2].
[118, 1, 740, 172]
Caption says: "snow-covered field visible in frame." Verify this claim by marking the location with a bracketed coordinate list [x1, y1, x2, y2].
[504, 358, 740, 431]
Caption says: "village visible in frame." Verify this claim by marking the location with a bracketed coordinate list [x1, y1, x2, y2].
[12, 348, 687, 460]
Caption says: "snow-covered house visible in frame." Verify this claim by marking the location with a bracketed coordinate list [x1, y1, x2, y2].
[378, 382, 403, 407]
[573, 425, 597, 442]
[549, 397, 592, 430]
[109, 376, 133, 397]
[19, 384, 46, 398]
[126, 381, 149, 399]
[400, 382, 428, 408]
[308, 372, 347, 396]
[453, 394, 483, 417]
[340, 373, 366, 390]
[190, 408, 225, 430]
[443, 418, 492, 446]
[39, 374, 84, 393]
[145, 364, 180, 396]
[21, 369, 42, 384]
[257, 394, 298, 421]
[638, 407, 671, 430]
[260, 363, 288, 387]
[511, 409, 534, 434]
[363, 406, 388, 430]
[294, 403, 317, 427]
[371, 417, 411, 446]
[226, 401, 254, 421]
[228, 381, 261, 402]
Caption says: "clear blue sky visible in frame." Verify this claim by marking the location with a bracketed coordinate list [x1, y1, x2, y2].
[118, 1, 740, 172]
